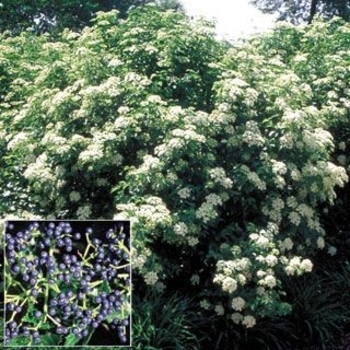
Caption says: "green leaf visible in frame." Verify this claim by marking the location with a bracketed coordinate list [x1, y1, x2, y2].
[21, 304, 37, 324]
[7, 335, 30, 346]
[64, 333, 80, 346]
[101, 279, 111, 294]
[40, 334, 61, 346]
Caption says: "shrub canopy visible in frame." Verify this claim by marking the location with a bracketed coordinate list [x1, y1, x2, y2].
[1, 7, 349, 326]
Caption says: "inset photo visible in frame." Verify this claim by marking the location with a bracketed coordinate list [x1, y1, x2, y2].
[4, 220, 131, 347]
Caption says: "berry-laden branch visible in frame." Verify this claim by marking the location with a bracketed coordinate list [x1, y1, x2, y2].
[4, 220, 131, 346]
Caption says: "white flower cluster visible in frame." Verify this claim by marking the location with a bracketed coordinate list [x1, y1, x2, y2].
[242, 315, 256, 328]
[303, 128, 334, 151]
[7, 131, 30, 150]
[50, 89, 71, 108]
[249, 232, 270, 248]
[69, 191, 81, 202]
[241, 166, 267, 191]
[284, 256, 313, 276]
[243, 121, 265, 147]
[265, 254, 278, 267]
[322, 161, 348, 197]
[289, 211, 301, 226]
[187, 237, 199, 246]
[166, 172, 178, 184]
[117, 197, 171, 232]
[221, 277, 238, 293]
[214, 304, 225, 316]
[76, 205, 92, 220]
[231, 297, 245, 311]
[114, 116, 132, 129]
[271, 160, 287, 175]
[132, 254, 147, 269]
[231, 311, 256, 329]
[339, 141, 346, 151]
[139, 155, 161, 171]
[220, 78, 247, 102]
[292, 163, 347, 230]
[282, 109, 305, 124]
[23, 154, 55, 183]
[173, 222, 188, 236]
[217, 257, 251, 275]
[279, 237, 294, 252]
[328, 246, 337, 256]
[177, 187, 191, 199]
[209, 167, 233, 189]
[280, 132, 294, 149]
[171, 128, 206, 142]
[258, 274, 277, 288]
[196, 193, 223, 223]
[79, 143, 104, 163]
[199, 299, 210, 310]
[262, 197, 286, 224]
[317, 236, 325, 249]
[144, 271, 158, 285]
[185, 110, 211, 127]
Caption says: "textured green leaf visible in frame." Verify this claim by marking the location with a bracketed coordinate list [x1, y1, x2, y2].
[40, 334, 61, 346]
[7, 335, 30, 346]
[64, 333, 80, 346]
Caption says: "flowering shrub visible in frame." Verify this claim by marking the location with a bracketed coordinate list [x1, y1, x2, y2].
[1, 5, 349, 336]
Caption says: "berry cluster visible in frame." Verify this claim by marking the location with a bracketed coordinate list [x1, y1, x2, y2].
[4, 220, 131, 346]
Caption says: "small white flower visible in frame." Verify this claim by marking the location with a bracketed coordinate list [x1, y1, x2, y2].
[69, 191, 81, 202]
[242, 315, 256, 328]
[289, 256, 301, 267]
[174, 222, 188, 236]
[166, 172, 178, 183]
[300, 259, 313, 272]
[222, 277, 237, 293]
[317, 237, 325, 249]
[76, 205, 92, 219]
[265, 254, 278, 267]
[144, 272, 158, 285]
[256, 270, 266, 278]
[327, 246, 337, 256]
[256, 236, 269, 247]
[263, 275, 276, 288]
[285, 265, 295, 276]
[200, 299, 210, 310]
[132, 255, 147, 269]
[339, 141, 346, 151]
[289, 212, 301, 226]
[214, 304, 225, 316]
[337, 155, 347, 165]
[282, 238, 294, 251]
[231, 297, 245, 311]
[177, 187, 191, 199]
[187, 237, 199, 246]
[236, 274, 247, 285]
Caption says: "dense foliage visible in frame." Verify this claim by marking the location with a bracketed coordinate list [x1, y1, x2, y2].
[0, 0, 183, 35]
[251, 0, 350, 24]
[1, 5, 349, 349]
